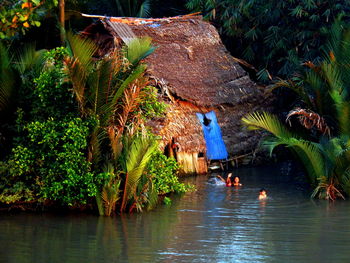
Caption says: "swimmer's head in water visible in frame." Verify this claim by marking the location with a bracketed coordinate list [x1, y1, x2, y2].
[260, 188, 267, 194]
[259, 188, 267, 199]
[228, 173, 233, 178]
[233, 176, 240, 183]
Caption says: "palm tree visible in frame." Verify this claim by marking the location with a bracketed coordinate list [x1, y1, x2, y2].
[119, 135, 158, 213]
[96, 163, 122, 216]
[242, 112, 323, 186]
[64, 32, 157, 213]
[242, 23, 350, 200]
[64, 32, 154, 168]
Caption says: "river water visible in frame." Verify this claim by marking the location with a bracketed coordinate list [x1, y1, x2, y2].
[1, 164, 350, 263]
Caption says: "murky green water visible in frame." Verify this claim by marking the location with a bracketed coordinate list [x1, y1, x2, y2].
[2, 165, 350, 263]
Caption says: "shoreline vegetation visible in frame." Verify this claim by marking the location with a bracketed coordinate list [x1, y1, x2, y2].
[2, 1, 350, 216]
[242, 22, 350, 200]
[0, 32, 194, 216]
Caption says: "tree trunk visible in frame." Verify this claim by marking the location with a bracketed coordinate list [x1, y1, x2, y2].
[59, 0, 65, 44]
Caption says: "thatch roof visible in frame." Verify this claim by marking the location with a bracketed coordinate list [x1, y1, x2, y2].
[82, 14, 274, 157]
[82, 14, 258, 107]
[147, 101, 207, 153]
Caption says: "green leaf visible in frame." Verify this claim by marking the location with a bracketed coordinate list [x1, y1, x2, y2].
[32, 0, 40, 5]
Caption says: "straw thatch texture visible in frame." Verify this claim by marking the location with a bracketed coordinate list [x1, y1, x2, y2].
[95, 15, 260, 108]
[147, 102, 206, 153]
[82, 15, 274, 165]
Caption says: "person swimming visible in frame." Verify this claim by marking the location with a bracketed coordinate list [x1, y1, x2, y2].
[217, 173, 239, 187]
[232, 176, 242, 186]
[259, 188, 267, 200]
[225, 173, 232, 187]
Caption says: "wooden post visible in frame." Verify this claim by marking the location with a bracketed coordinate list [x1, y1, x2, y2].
[59, 0, 65, 44]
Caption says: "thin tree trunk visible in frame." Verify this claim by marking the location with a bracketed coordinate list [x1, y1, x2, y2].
[59, 0, 65, 44]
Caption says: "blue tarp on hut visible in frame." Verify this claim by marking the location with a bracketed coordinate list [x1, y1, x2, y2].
[196, 111, 228, 160]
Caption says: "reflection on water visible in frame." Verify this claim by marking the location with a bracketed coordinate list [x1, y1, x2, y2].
[2, 164, 350, 263]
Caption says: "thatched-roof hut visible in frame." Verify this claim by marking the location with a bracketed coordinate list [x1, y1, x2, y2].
[82, 14, 273, 174]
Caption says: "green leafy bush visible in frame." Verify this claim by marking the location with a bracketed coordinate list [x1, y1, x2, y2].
[31, 47, 75, 120]
[163, 196, 171, 205]
[0, 0, 57, 39]
[0, 182, 35, 204]
[7, 117, 99, 205]
[147, 151, 194, 195]
[0, 35, 175, 213]
[3, 47, 101, 206]
[139, 86, 167, 119]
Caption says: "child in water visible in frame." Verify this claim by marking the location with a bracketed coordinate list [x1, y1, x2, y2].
[217, 173, 242, 187]
[232, 176, 242, 186]
[259, 188, 267, 200]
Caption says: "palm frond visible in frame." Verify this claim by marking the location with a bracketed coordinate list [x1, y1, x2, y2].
[137, 0, 152, 17]
[303, 69, 329, 114]
[65, 31, 98, 112]
[100, 64, 146, 127]
[114, 0, 126, 16]
[66, 31, 97, 69]
[144, 179, 159, 211]
[261, 136, 289, 156]
[242, 111, 294, 138]
[87, 57, 116, 117]
[336, 101, 350, 136]
[263, 136, 324, 186]
[107, 126, 123, 161]
[322, 62, 343, 96]
[88, 124, 106, 167]
[125, 37, 155, 66]
[0, 42, 14, 111]
[288, 139, 324, 185]
[323, 19, 344, 60]
[120, 136, 157, 212]
[242, 111, 325, 185]
[273, 78, 313, 107]
[101, 178, 121, 216]
[113, 0, 152, 17]
[97, 165, 122, 216]
[13, 44, 46, 76]
[340, 168, 350, 196]
[286, 108, 330, 136]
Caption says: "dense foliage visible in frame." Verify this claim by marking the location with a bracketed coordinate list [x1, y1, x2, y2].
[187, 0, 350, 80]
[1, 47, 98, 205]
[242, 23, 350, 200]
[0, 0, 57, 39]
[0, 32, 193, 213]
[6, 0, 350, 210]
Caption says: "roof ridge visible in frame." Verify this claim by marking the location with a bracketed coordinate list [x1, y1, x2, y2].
[81, 12, 202, 25]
